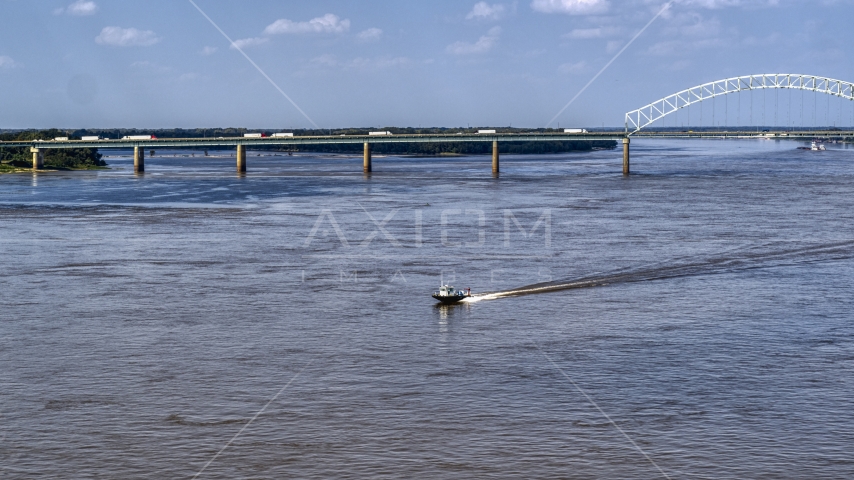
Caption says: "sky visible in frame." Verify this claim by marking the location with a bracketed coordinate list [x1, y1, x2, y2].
[1, 0, 853, 129]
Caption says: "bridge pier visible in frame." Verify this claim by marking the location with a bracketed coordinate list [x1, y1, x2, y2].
[236, 144, 246, 173]
[363, 142, 371, 173]
[30, 147, 44, 170]
[622, 137, 630, 175]
[133, 146, 144, 173]
[492, 140, 499, 174]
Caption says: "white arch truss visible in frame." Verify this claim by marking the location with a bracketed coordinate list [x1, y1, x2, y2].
[625, 74, 854, 134]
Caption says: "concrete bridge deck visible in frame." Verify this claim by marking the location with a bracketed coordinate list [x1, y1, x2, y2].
[2, 132, 616, 149]
[1, 130, 852, 150]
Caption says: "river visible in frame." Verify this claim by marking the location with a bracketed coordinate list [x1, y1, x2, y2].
[1, 139, 853, 479]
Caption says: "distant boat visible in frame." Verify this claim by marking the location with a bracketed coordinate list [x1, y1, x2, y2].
[432, 285, 471, 305]
[798, 141, 827, 151]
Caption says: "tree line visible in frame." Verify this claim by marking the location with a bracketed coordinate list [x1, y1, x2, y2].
[0, 129, 104, 168]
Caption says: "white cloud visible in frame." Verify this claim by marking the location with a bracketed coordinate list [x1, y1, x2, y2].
[67, 0, 98, 15]
[357, 28, 383, 41]
[646, 37, 725, 56]
[263, 14, 350, 35]
[348, 56, 411, 69]
[682, 18, 721, 36]
[681, 0, 778, 8]
[309, 54, 411, 70]
[126, 62, 201, 83]
[447, 26, 501, 55]
[311, 54, 339, 67]
[130, 60, 170, 73]
[531, 0, 609, 15]
[659, 10, 723, 35]
[742, 33, 780, 46]
[178, 73, 199, 82]
[563, 26, 621, 39]
[200, 46, 217, 55]
[95, 27, 160, 47]
[605, 40, 622, 53]
[467, 2, 506, 20]
[55, 0, 98, 16]
[230, 37, 269, 50]
[558, 60, 589, 74]
[668, 60, 691, 71]
[647, 41, 679, 56]
[564, 28, 602, 39]
[0, 56, 16, 69]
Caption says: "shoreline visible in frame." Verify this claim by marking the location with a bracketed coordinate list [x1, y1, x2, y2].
[0, 164, 109, 175]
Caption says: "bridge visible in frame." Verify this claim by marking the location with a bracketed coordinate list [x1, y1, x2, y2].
[8, 132, 619, 176]
[625, 74, 854, 134]
[3, 73, 853, 175]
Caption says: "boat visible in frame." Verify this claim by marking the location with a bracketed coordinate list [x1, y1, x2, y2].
[798, 141, 827, 151]
[432, 285, 471, 305]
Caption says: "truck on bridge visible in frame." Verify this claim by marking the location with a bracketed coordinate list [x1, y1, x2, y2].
[122, 135, 157, 140]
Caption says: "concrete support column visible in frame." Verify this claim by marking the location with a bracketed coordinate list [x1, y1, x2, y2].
[492, 140, 499, 174]
[30, 147, 44, 170]
[622, 137, 630, 176]
[363, 142, 371, 173]
[133, 146, 144, 173]
[236, 144, 246, 173]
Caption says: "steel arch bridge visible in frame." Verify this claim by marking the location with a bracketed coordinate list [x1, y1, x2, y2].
[625, 74, 854, 135]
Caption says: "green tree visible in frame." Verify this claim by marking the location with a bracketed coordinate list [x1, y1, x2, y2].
[0, 130, 105, 168]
